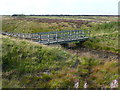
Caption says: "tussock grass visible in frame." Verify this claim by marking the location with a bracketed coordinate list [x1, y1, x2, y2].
[2, 17, 80, 33]
[83, 22, 118, 53]
[2, 16, 118, 53]
[2, 16, 119, 88]
[2, 35, 76, 88]
[26, 16, 118, 22]
[2, 35, 119, 88]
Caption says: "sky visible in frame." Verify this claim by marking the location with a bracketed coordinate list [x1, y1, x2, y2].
[0, 0, 119, 15]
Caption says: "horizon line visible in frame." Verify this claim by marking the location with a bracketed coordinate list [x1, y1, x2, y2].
[0, 14, 118, 16]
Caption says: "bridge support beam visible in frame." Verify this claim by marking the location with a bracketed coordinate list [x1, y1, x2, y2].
[60, 43, 69, 48]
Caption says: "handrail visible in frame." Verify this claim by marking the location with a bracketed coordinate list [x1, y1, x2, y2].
[1, 30, 90, 44]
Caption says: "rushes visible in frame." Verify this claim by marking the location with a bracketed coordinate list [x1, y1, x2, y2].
[83, 22, 118, 53]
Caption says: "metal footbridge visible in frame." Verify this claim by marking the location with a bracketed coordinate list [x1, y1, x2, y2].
[2, 30, 90, 44]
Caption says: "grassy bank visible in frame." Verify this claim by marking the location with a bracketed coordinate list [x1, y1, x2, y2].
[2, 35, 119, 88]
[82, 22, 118, 53]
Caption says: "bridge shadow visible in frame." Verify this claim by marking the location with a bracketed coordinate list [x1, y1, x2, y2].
[60, 41, 85, 50]
[61, 41, 118, 61]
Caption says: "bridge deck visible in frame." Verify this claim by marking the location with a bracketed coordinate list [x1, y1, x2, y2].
[1, 30, 90, 44]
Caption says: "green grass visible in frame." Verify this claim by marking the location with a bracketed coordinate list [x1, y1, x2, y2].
[2, 35, 119, 88]
[2, 16, 79, 33]
[82, 22, 118, 53]
[26, 15, 118, 21]
[2, 16, 119, 52]
[2, 16, 119, 88]
[2, 35, 77, 88]
[2, 36, 71, 72]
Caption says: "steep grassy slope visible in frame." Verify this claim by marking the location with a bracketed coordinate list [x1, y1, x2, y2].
[2, 35, 75, 88]
[2, 35, 119, 88]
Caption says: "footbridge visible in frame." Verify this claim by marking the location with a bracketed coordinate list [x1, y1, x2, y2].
[2, 30, 90, 44]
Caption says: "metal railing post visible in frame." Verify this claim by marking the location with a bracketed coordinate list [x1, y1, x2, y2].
[69, 31, 70, 40]
[48, 33, 50, 44]
[31, 34, 32, 41]
[56, 32, 58, 42]
[39, 34, 41, 43]
[63, 32, 65, 41]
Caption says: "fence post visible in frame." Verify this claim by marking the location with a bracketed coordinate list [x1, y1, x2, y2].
[56, 32, 58, 42]
[31, 34, 33, 41]
[48, 33, 50, 44]
[39, 34, 41, 43]
[63, 32, 65, 41]
[69, 31, 71, 40]
[75, 31, 77, 39]
[77, 30, 79, 38]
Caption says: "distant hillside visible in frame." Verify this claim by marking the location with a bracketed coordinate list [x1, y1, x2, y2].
[11, 14, 118, 17]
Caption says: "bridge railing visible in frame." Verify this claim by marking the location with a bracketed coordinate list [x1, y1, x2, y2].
[2, 30, 90, 44]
